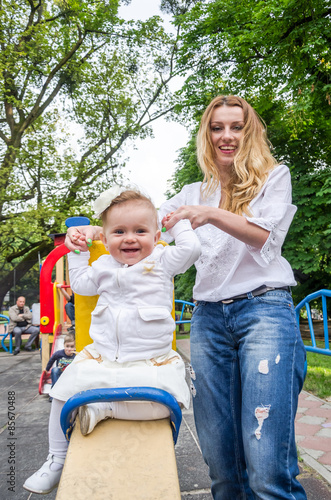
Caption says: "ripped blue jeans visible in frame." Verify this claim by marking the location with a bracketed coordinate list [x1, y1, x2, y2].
[190, 290, 307, 500]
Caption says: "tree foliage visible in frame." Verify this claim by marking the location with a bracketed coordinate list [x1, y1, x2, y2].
[175, 0, 331, 114]
[0, 0, 188, 306]
[167, 0, 331, 303]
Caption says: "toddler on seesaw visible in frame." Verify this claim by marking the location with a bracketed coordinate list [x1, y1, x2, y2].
[23, 187, 201, 495]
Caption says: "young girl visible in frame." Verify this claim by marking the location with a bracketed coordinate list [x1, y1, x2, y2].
[23, 188, 201, 495]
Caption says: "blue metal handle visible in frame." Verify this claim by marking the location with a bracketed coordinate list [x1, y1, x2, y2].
[295, 289, 331, 357]
[175, 300, 196, 324]
[60, 387, 182, 444]
[0, 314, 10, 353]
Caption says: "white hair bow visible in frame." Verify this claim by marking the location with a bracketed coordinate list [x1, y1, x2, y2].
[93, 185, 125, 217]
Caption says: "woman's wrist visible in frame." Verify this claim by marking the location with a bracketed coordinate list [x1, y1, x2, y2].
[91, 225, 102, 240]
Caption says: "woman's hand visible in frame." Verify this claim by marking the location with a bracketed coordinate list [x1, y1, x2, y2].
[162, 204, 270, 248]
[162, 205, 211, 231]
[64, 226, 102, 253]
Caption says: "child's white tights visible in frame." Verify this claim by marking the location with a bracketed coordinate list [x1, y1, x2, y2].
[50, 398, 170, 458]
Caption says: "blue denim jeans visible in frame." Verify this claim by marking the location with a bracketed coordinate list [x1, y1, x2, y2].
[190, 290, 307, 500]
[65, 302, 75, 325]
[51, 366, 63, 387]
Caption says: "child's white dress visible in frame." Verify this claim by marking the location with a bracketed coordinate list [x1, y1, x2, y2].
[50, 220, 201, 409]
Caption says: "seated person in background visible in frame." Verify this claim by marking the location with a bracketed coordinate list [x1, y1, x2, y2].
[9, 296, 39, 355]
[56, 284, 75, 332]
[45, 334, 76, 389]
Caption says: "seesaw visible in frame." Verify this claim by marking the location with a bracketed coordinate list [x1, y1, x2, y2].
[56, 386, 182, 499]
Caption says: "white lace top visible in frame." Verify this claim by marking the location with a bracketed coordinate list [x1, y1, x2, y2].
[159, 164, 297, 302]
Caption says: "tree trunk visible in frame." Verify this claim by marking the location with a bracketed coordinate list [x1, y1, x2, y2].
[0, 240, 54, 308]
[0, 135, 22, 216]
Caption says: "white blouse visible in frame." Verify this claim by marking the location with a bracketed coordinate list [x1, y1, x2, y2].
[159, 164, 297, 302]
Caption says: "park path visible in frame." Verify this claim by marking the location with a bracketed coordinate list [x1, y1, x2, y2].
[0, 342, 330, 499]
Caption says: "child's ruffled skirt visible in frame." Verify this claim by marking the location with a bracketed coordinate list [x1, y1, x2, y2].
[49, 343, 190, 409]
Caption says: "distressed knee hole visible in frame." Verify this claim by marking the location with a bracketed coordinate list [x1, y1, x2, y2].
[254, 404, 271, 440]
[258, 359, 269, 374]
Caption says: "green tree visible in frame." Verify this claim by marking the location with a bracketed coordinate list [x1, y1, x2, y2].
[262, 99, 331, 301]
[175, 0, 331, 114]
[0, 0, 188, 306]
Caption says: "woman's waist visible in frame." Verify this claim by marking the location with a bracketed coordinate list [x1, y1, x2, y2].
[193, 278, 296, 303]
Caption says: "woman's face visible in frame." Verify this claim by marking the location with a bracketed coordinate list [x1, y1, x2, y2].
[210, 105, 245, 172]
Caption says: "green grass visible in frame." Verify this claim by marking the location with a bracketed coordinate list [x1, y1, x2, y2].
[0, 337, 36, 353]
[176, 322, 191, 335]
[176, 333, 190, 339]
[303, 341, 331, 399]
[175, 310, 192, 337]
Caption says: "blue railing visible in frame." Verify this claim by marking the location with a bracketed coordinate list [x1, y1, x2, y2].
[175, 300, 195, 325]
[0, 314, 11, 353]
[175, 293, 331, 357]
[295, 289, 331, 357]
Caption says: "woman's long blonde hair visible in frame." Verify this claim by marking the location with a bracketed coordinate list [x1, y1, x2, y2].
[197, 95, 277, 215]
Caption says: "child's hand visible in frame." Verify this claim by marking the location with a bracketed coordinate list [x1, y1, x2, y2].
[162, 206, 210, 231]
[65, 226, 101, 253]
[161, 212, 174, 232]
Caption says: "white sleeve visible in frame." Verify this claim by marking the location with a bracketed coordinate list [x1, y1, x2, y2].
[245, 165, 297, 266]
[160, 219, 201, 276]
[158, 186, 190, 244]
[68, 252, 99, 296]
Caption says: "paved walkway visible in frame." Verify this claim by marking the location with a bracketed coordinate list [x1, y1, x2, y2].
[296, 391, 331, 484]
[0, 349, 212, 500]
[0, 342, 330, 499]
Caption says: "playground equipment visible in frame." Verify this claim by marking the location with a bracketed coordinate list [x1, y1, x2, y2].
[175, 299, 195, 325]
[177, 292, 331, 357]
[38, 226, 183, 498]
[0, 314, 11, 353]
[295, 289, 331, 357]
[57, 387, 182, 499]
[39, 217, 92, 393]
[38, 241, 70, 393]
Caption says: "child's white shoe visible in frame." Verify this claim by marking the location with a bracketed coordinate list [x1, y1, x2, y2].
[23, 454, 65, 494]
[79, 402, 113, 435]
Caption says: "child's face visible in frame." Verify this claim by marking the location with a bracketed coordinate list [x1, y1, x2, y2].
[100, 201, 161, 266]
[64, 341, 75, 356]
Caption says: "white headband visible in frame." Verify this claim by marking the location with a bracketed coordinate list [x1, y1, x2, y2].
[92, 184, 155, 218]
[93, 185, 126, 217]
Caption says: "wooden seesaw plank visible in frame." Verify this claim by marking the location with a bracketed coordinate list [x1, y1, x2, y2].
[56, 417, 181, 500]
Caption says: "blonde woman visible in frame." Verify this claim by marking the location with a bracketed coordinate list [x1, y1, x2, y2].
[160, 96, 307, 499]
